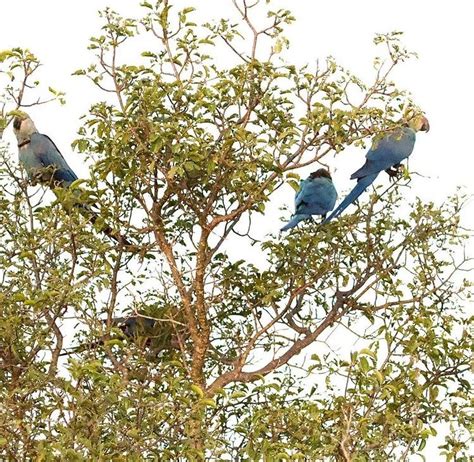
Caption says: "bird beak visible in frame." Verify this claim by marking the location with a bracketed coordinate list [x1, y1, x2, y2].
[13, 117, 22, 131]
[420, 116, 430, 132]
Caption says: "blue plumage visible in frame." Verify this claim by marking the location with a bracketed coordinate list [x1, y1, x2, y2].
[13, 113, 131, 245]
[111, 316, 157, 338]
[323, 117, 430, 224]
[18, 132, 79, 187]
[281, 168, 338, 232]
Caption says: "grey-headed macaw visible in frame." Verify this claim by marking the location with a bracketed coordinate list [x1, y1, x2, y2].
[13, 113, 131, 245]
[281, 168, 338, 232]
[322, 115, 430, 223]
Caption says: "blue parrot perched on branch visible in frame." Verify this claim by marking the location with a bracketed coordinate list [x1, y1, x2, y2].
[322, 114, 430, 224]
[281, 168, 338, 232]
[111, 316, 157, 338]
[13, 112, 131, 245]
[59, 316, 158, 356]
[59, 314, 188, 356]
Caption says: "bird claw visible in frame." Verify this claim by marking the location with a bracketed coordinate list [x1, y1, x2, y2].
[386, 164, 403, 181]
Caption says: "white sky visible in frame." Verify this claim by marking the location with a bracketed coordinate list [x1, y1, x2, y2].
[1, 1, 473, 458]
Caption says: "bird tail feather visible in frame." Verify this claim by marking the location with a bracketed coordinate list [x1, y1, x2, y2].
[322, 173, 378, 224]
[280, 214, 309, 232]
[76, 204, 133, 246]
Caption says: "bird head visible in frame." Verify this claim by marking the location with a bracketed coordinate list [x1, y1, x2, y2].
[12, 111, 38, 141]
[310, 168, 332, 180]
[403, 109, 430, 133]
[409, 114, 430, 133]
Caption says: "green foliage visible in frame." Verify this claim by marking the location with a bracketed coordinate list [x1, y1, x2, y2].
[0, 48, 65, 138]
[0, 1, 472, 460]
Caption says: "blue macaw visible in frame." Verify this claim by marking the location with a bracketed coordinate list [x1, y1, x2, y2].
[281, 168, 338, 232]
[322, 115, 430, 223]
[110, 315, 186, 353]
[59, 316, 158, 356]
[111, 316, 157, 338]
[13, 113, 131, 245]
[13, 114, 78, 187]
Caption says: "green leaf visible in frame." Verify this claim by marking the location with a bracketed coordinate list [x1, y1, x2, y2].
[360, 357, 370, 373]
[288, 179, 300, 192]
[190, 384, 204, 398]
[359, 348, 377, 359]
[200, 398, 217, 408]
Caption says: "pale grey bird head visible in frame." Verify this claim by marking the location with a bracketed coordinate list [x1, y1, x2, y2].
[403, 110, 430, 133]
[13, 113, 38, 145]
[411, 114, 430, 133]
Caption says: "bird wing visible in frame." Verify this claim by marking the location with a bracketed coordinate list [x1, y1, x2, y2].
[30, 133, 78, 186]
[351, 128, 416, 180]
[295, 178, 337, 215]
[294, 179, 309, 209]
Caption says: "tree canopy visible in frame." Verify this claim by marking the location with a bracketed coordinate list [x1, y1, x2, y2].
[0, 1, 472, 460]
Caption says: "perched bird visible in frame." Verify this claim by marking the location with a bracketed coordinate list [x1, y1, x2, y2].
[12, 112, 131, 245]
[59, 314, 185, 356]
[281, 168, 338, 232]
[111, 316, 157, 339]
[322, 114, 430, 223]
[59, 316, 157, 356]
[109, 315, 186, 353]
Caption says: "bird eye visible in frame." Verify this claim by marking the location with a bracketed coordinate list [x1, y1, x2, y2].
[13, 118, 22, 130]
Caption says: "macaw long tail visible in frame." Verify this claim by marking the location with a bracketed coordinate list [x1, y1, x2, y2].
[59, 338, 105, 356]
[76, 204, 133, 246]
[280, 214, 310, 232]
[322, 173, 378, 224]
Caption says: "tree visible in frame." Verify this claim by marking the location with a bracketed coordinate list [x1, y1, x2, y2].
[0, 1, 471, 460]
